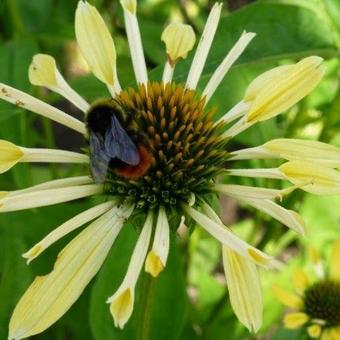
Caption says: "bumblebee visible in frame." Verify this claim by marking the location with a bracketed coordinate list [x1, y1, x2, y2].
[86, 100, 151, 183]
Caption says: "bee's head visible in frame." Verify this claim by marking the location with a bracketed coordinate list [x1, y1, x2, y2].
[86, 100, 127, 136]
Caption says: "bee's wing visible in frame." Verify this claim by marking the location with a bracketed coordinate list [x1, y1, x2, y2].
[89, 133, 110, 183]
[104, 115, 140, 166]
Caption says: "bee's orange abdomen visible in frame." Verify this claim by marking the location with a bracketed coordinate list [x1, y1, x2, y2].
[115, 146, 152, 179]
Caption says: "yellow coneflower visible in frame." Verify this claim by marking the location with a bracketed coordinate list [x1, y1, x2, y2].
[273, 241, 340, 340]
[0, 0, 338, 339]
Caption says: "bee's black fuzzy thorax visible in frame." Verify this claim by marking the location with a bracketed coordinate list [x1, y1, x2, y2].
[86, 82, 229, 211]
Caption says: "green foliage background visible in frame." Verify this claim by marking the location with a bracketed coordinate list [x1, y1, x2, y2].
[0, 0, 340, 339]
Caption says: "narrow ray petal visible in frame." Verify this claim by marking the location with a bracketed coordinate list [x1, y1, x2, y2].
[203, 32, 256, 102]
[186, 3, 222, 90]
[226, 168, 285, 179]
[23, 201, 116, 263]
[292, 268, 309, 292]
[108, 210, 153, 328]
[0, 83, 85, 134]
[223, 246, 263, 332]
[145, 206, 169, 276]
[217, 101, 250, 125]
[75, 1, 120, 96]
[0, 184, 102, 212]
[6, 176, 93, 198]
[8, 204, 133, 340]
[0, 140, 24, 173]
[279, 161, 340, 195]
[240, 198, 306, 235]
[121, 0, 148, 85]
[184, 204, 274, 267]
[29, 54, 89, 112]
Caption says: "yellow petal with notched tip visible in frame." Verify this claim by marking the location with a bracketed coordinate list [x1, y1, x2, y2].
[75, 1, 117, 86]
[263, 139, 340, 168]
[307, 324, 322, 338]
[8, 205, 132, 339]
[161, 23, 196, 64]
[279, 161, 340, 195]
[245, 57, 324, 123]
[109, 288, 134, 329]
[283, 312, 309, 329]
[29, 54, 58, 87]
[223, 246, 262, 332]
[272, 285, 303, 309]
[0, 140, 24, 173]
[330, 240, 340, 281]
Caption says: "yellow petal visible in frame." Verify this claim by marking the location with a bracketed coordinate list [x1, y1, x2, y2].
[29, 54, 89, 112]
[283, 312, 309, 329]
[292, 268, 309, 292]
[309, 246, 321, 264]
[272, 285, 303, 309]
[145, 251, 164, 277]
[263, 139, 340, 168]
[161, 22, 196, 64]
[29, 54, 57, 87]
[279, 161, 340, 195]
[246, 57, 324, 123]
[107, 212, 153, 328]
[120, 0, 136, 14]
[0, 140, 24, 173]
[223, 246, 262, 332]
[329, 327, 340, 340]
[307, 324, 322, 338]
[145, 206, 169, 277]
[75, 1, 118, 89]
[109, 288, 134, 329]
[321, 329, 333, 340]
[9, 205, 133, 339]
[330, 240, 340, 281]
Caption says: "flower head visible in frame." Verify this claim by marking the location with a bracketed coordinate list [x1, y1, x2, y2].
[0, 0, 337, 338]
[273, 241, 340, 340]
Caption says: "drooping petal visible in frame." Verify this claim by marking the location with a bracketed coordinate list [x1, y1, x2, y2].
[203, 32, 256, 102]
[283, 312, 309, 329]
[107, 211, 153, 328]
[0, 83, 85, 134]
[23, 201, 116, 263]
[222, 246, 263, 332]
[240, 198, 306, 235]
[272, 285, 303, 309]
[8, 204, 134, 340]
[145, 206, 169, 277]
[245, 57, 324, 123]
[120, 0, 148, 85]
[0, 140, 24, 173]
[29, 54, 89, 112]
[75, 1, 120, 95]
[263, 139, 340, 168]
[279, 161, 340, 195]
[0, 184, 102, 212]
[186, 3, 222, 90]
[330, 239, 340, 281]
[184, 204, 274, 268]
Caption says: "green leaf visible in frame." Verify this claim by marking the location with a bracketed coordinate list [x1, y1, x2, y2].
[90, 228, 188, 340]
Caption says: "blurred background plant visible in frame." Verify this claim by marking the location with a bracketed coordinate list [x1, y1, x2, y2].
[0, 0, 339, 339]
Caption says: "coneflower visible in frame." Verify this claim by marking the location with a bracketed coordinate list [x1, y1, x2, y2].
[0, 1, 338, 339]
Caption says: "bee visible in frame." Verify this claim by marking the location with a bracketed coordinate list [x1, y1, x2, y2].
[86, 100, 151, 183]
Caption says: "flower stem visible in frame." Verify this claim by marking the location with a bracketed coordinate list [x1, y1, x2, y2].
[138, 274, 157, 340]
